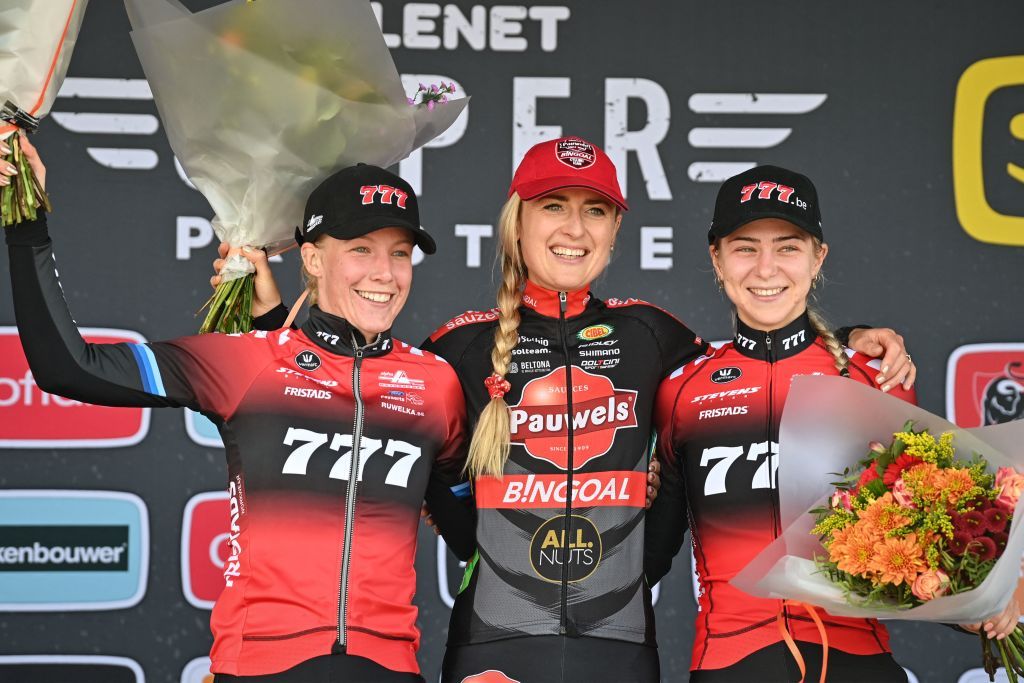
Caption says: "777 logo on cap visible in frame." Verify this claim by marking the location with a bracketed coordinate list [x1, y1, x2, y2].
[556, 138, 596, 169]
[359, 184, 408, 208]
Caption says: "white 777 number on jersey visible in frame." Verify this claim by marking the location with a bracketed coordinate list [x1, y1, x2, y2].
[699, 441, 779, 496]
[280, 428, 422, 488]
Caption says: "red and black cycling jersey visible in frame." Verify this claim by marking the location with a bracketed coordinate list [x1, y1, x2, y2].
[647, 312, 916, 673]
[6, 215, 472, 678]
[420, 280, 709, 648]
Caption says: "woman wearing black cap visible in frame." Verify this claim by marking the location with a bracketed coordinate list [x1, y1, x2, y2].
[2, 135, 474, 682]
[646, 165, 1021, 682]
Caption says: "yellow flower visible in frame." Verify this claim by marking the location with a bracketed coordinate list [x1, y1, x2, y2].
[870, 533, 927, 586]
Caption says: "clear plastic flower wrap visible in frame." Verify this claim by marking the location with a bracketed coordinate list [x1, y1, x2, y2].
[0, 0, 90, 225]
[124, 0, 468, 332]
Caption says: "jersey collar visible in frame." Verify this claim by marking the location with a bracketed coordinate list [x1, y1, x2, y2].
[733, 310, 817, 361]
[300, 305, 392, 358]
[521, 280, 591, 318]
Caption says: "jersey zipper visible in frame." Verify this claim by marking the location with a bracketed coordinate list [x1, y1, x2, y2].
[765, 332, 789, 632]
[337, 338, 366, 651]
[557, 290, 576, 635]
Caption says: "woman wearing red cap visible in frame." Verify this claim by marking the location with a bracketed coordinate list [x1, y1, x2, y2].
[646, 165, 1021, 682]
[2, 136, 474, 683]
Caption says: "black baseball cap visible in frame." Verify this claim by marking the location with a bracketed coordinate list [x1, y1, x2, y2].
[297, 164, 436, 254]
[708, 165, 823, 244]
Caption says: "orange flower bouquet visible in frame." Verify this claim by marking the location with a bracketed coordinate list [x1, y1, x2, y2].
[814, 422, 1024, 679]
[732, 376, 1024, 682]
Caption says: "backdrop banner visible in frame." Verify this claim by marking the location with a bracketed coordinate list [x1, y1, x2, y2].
[0, 2, 1022, 682]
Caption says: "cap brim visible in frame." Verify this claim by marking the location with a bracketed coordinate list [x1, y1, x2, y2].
[515, 177, 629, 211]
[708, 211, 821, 244]
[321, 215, 437, 254]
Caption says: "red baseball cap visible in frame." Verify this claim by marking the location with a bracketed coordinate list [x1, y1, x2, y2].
[509, 136, 628, 211]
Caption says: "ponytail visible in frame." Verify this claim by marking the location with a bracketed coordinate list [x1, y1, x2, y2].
[466, 194, 526, 478]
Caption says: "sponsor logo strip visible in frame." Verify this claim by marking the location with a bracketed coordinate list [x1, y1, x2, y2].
[0, 655, 144, 683]
[475, 471, 646, 509]
[0, 490, 149, 611]
[0, 328, 151, 448]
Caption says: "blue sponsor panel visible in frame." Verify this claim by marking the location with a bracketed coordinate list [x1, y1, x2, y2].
[0, 491, 149, 611]
[185, 409, 223, 448]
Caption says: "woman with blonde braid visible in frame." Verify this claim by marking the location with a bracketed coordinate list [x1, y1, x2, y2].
[646, 165, 1021, 682]
[420, 145, 914, 683]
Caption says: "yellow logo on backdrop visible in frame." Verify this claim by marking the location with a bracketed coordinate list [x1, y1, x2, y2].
[952, 55, 1024, 246]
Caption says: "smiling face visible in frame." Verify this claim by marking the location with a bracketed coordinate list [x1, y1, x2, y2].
[517, 187, 622, 293]
[710, 218, 828, 331]
[301, 227, 414, 343]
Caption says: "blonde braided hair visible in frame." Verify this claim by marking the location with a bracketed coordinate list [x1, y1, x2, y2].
[466, 194, 526, 478]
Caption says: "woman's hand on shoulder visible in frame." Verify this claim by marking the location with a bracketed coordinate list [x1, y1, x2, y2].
[210, 241, 283, 317]
[847, 327, 916, 392]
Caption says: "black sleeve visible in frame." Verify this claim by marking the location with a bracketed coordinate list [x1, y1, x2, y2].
[253, 303, 290, 330]
[6, 214, 242, 413]
[644, 460, 689, 586]
[835, 325, 870, 347]
[423, 474, 476, 561]
[644, 377, 690, 585]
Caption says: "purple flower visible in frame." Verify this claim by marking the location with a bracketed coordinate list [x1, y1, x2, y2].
[430, 84, 439, 93]
[968, 536, 997, 562]
[992, 531, 1009, 554]
[418, 83, 426, 92]
[949, 531, 973, 555]
[957, 510, 988, 536]
[407, 97, 415, 105]
[984, 507, 1009, 534]
[427, 100, 435, 111]
[449, 82, 457, 93]
[440, 95, 448, 104]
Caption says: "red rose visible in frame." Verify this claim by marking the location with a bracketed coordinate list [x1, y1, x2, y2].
[883, 453, 922, 487]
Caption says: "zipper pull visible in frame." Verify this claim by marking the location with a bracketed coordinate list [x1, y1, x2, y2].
[559, 291, 568, 317]
[765, 333, 773, 360]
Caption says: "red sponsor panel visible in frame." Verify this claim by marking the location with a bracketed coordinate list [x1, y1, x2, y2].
[509, 366, 638, 469]
[181, 492, 230, 609]
[476, 471, 646, 509]
[0, 327, 150, 448]
[946, 343, 1024, 428]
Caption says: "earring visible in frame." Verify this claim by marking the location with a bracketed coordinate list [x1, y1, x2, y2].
[812, 272, 823, 289]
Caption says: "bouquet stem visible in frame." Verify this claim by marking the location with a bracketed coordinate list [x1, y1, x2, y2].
[981, 626, 1024, 682]
[1, 133, 51, 226]
[198, 274, 254, 334]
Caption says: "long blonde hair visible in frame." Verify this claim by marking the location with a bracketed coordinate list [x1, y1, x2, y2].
[465, 194, 527, 478]
[712, 236, 849, 376]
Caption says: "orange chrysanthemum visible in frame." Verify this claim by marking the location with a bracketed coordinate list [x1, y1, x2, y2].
[857, 493, 913, 535]
[934, 468, 976, 505]
[869, 533, 927, 586]
[832, 523, 879, 577]
[901, 463, 943, 503]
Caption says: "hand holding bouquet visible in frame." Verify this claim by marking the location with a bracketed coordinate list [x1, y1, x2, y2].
[0, 0, 89, 225]
[733, 376, 1024, 681]
[125, 0, 468, 333]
